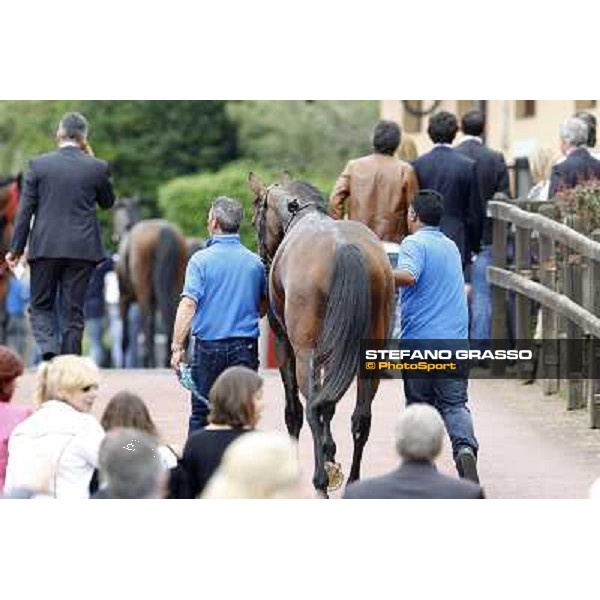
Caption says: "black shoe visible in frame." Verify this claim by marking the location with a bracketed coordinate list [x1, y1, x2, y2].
[456, 446, 479, 484]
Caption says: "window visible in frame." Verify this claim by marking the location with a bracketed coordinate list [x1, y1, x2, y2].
[516, 100, 536, 119]
[575, 100, 597, 110]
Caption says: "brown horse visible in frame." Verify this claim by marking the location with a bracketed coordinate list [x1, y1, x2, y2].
[0, 175, 21, 343]
[248, 173, 395, 495]
[113, 197, 188, 368]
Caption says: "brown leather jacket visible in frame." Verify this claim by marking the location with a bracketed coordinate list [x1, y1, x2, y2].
[329, 153, 418, 242]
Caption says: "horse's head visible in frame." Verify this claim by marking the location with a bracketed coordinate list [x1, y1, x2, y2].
[113, 196, 142, 243]
[248, 172, 328, 266]
[248, 173, 286, 264]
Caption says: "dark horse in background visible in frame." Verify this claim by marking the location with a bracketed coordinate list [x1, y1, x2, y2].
[0, 174, 21, 343]
[249, 173, 395, 496]
[113, 197, 189, 367]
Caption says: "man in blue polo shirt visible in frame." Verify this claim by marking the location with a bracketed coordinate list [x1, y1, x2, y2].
[394, 189, 480, 484]
[170, 196, 267, 434]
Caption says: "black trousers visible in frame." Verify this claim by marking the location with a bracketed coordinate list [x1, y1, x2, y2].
[29, 258, 96, 357]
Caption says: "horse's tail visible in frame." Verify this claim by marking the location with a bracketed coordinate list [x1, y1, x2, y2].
[153, 226, 185, 338]
[313, 243, 371, 410]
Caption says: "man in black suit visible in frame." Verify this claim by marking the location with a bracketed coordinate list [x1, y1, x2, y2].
[5, 112, 115, 360]
[412, 111, 482, 269]
[455, 110, 510, 348]
[549, 116, 600, 198]
[343, 403, 484, 499]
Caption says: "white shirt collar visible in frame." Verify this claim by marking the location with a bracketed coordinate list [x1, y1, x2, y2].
[434, 143, 453, 148]
[59, 141, 80, 149]
[459, 135, 482, 144]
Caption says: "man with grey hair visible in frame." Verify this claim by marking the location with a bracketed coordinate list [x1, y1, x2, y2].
[343, 404, 484, 499]
[549, 116, 600, 198]
[574, 111, 600, 160]
[94, 428, 166, 499]
[6, 111, 115, 360]
[171, 196, 267, 434]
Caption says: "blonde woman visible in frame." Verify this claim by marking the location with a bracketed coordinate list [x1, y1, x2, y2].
[202, 431, 301, 499]
[396, 135, 418, 162]
[528, 148, 558, 201]
[4, 355, 104, 498]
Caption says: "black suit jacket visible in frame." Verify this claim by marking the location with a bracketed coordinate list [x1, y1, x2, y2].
[548, 147, 600, 198]
[10, 146, 115, 262]
[412, 146, 482, 264]
[343, 460, 484, 499]
[455, 139, 510, 246]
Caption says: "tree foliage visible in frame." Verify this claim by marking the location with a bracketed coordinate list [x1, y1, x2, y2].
[0, 100, 237, 207]
[158, 160, 334, 250]
[227, 100, 379, 178]
[0, 100, 378, 251]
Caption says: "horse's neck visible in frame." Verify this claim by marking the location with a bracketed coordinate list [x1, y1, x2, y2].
[284, 207, 328, 234]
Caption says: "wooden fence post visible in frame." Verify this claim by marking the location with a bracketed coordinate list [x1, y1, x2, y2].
[538, 204, 558, 394]
[491, 216, 507, 376]
[588, 229, 600, 427]
[515, 225, 533, 379]
[563, 215, 585, 409]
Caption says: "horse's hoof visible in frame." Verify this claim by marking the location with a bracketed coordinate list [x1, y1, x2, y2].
[325, 461, 344, 492]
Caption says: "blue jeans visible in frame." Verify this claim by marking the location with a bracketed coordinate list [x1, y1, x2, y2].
[107, 304, 123, 368]
[7, 315, 26, 359]
[124, 303, 141, 368]
[188, 337, 259, 435]
[85, 317, 104, 366]
[470, 245, 492, 351]
[402, 375, 478, 459]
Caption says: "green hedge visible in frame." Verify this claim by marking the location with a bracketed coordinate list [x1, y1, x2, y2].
[157, 161, 334, 250]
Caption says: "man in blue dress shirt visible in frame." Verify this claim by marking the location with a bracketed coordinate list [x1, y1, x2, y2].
[170, 197, 267, 434]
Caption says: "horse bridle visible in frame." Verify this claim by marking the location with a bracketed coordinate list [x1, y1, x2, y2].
[254, 187, 328, 271]
[254, 188, 275, 271]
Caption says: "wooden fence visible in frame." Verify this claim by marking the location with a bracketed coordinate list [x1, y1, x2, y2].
[488, 195, 600, 427]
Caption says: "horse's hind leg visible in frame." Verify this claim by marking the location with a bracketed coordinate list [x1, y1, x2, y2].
[298, 349, 328, 495]
[321, 403, 337, 464]
[308, 369, 338, 477]
[348, 376, 380, 483]
[281, 345, 303, 439]
[270, 313, 303, 438]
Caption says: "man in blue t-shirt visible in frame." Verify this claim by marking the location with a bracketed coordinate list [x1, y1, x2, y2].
[394, 189, 480, 484]
[170, 197, 267, 434]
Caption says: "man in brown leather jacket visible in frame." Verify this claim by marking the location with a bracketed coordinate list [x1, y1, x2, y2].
[329, 120, 418, 243]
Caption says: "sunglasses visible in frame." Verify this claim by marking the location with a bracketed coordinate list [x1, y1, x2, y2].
[81, 384, 99, 392]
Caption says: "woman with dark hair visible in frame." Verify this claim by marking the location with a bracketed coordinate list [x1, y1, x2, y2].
[100, 391, 178, 469]
[90, 391, 177, 497]
[0, 346, 27, 491]
[175, 366, 264, 498]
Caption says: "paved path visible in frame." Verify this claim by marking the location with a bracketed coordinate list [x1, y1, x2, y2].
[12, 369, 600, 498]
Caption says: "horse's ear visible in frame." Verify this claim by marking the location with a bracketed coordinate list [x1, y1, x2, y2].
[248, 172, 267, 196]
[280, 171, 291, 186]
